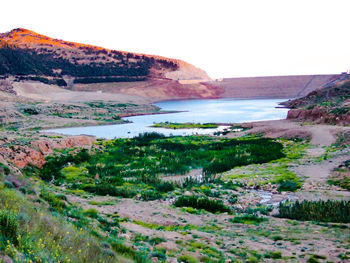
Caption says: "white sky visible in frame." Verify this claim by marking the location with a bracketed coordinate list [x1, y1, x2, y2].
[1, 0, 350, 78]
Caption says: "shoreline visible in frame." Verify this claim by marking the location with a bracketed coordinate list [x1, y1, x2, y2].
[39, 98, 290, 137]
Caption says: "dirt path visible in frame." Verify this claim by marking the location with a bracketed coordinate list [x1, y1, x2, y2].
[228, 119, 350, 146]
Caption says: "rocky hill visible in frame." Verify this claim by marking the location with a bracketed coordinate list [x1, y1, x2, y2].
[0, 28, 209, 80]
[0, 28, 347, 102]
[283, 77, 350, 125]
[0, 28, 216, 101]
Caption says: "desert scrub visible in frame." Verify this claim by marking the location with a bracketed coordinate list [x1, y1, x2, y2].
[278, 200, 350, 223]
[174, 195, 231, 213]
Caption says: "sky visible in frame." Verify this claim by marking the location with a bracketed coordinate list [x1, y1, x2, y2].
[1, 0, 350, 79]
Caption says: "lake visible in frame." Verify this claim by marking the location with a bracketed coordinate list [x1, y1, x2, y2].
[45, 98, 289, 138]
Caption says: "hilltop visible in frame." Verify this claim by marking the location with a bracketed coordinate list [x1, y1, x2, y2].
[0, 28, 216, 101]
[1, 28, 348, 102]
[0, 28, 209, 80]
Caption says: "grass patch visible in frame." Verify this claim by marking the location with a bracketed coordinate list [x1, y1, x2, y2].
[151, 122, 218, 129]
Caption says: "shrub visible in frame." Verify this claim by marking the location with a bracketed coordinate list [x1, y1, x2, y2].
[110, 241, 147, 263]
[155, 181, 175, 193]
[278, 200, 350, 223]
[141, 190, 162, 201]
[230, 215, 267, 225]
[39, 190, 67, 211]
[83, 208, 99, 218]
[3, 181, 14, 189]
[149, 236, 166, 245]
[178, 254, 198, 263]
[136, 132, 165, 141]
[0, 209, 19, 244]
[19, 186, 27, 194]
[327, 177, 350, 190]
[264, 251, 282, 259]
[307, 255, 320, 263]
[0, 163, 10, 175]
[228, 194, 238, 204]
[273, 172, 302, 192]
[277, 180, 301, 192]
[174, 195, 230, 213]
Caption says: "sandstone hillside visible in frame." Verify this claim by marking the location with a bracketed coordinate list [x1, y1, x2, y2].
[283, 77, 350, 125]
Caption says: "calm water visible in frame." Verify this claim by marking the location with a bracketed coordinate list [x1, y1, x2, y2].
[45, 98, 289, 138]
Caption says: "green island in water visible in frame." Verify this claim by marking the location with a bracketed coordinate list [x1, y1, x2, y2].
[151, 122, 219, 129]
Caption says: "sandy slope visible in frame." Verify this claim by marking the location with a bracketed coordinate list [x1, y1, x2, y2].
[228, 119, 350, 146]
[12, 81, 152, 104]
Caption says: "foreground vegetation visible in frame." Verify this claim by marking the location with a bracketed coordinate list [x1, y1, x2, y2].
[0, 182, 133, 262]
[1, 131, 349, 262]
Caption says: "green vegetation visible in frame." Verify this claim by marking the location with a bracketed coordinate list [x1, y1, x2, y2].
[37, 134, 284, 200]
[278, 200, 350, 223]
[0, 44, 176, 77]
[230, 215, 267, 225]
[178, 254, 198, 263]
[0, 209, 19, 245]
[0, 184, 131, 262]
[151, 122, 218, 129]
[174, 195, 231, 213]
[327, 160, 350, 190]
[328, 176, 350, 190]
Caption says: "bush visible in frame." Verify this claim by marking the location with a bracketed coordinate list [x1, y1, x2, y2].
[178, 254, 198, 263]
[19, 186, 27, 194]
[278, 200, 350, 223]
[230, 215, 267, 225]
[110, 242, 147, 263]
[228, 194, 238, 204]
[0, 209, 19, 244]
[174, 195, 231, 213]
[83, 208, 99, 218]
[277, 180, 301, 192]
[155, 181, 175, 193]
[141, 190, 162, 201]
[0, 163, 10, 175]
[39, 190, 67, 211]
[3, 181, 14, 189]
[264, 251, 282, 259]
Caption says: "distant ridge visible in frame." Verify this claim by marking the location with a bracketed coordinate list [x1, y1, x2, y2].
[0, 28, 210, 80]
[0, 28, 345, 101]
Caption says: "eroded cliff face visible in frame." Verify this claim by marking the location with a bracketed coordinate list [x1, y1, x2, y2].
[287, 107, 350, 125]
[285, 78, 350, 125]
[0, 136, 95, 168]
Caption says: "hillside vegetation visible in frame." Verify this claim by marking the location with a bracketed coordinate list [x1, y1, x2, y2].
[284, 78, 350, 124]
